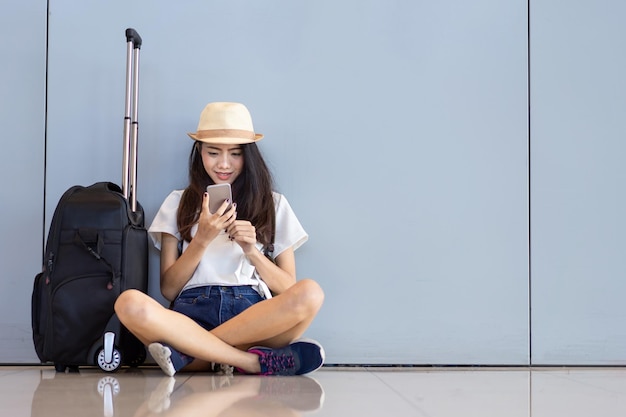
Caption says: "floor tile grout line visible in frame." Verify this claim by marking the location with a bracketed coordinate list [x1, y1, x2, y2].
[366, 367, 430, 416]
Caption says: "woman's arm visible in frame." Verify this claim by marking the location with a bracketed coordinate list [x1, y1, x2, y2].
[160, 193, 236, 301]
[159, 233, 205, 301]
[227, 220, 297, 295]
[247, 246, 297, 295]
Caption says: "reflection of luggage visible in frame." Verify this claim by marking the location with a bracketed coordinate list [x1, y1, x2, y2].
[31, 28, 147, 372]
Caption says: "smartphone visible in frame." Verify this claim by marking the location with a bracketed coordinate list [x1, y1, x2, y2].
[206, 183, 232, 214]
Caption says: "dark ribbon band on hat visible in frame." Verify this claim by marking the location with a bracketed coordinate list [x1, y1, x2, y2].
[194, 129, 256, 139]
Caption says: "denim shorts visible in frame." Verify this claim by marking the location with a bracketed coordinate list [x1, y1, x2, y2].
[171, 285, 264, 331]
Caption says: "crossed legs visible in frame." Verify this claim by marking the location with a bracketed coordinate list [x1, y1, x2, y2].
[114, 279, 324, 374]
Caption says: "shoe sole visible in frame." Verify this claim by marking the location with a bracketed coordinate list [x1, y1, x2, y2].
[148, 343, 177, 377]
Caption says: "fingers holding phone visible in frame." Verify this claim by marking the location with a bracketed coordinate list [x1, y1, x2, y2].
[194, 193, 223, 246]
[195, 187, 235, 246]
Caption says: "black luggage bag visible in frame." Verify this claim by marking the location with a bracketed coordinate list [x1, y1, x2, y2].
[31, 29, 147, 372]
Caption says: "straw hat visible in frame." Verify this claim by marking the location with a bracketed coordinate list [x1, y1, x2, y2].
[187, 102, 264, 144]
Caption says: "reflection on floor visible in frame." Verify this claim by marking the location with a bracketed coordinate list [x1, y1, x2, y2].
[2, 366, 626, 416]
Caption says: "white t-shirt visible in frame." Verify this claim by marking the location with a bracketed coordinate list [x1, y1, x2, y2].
[148, 190, 308, 298]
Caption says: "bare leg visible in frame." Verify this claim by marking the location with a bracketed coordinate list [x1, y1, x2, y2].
[115, 290, 261, 373]
[211, 279, 324, 349]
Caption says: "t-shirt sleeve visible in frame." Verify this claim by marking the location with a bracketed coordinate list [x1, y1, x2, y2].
[273, 193, 308, 257]
[148, 190, 184, 250]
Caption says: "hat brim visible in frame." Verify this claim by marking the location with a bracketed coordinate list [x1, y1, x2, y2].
[187, 133, 264, 144]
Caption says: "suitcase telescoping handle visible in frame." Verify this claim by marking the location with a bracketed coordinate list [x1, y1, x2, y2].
[122, 28, 142, 212]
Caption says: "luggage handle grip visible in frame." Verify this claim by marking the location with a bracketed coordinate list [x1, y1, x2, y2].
[125, 28, 142, 49]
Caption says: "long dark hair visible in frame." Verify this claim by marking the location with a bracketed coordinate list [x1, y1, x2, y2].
[177, 141, 275, 250]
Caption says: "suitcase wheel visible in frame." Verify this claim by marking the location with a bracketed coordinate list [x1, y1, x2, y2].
[96, 346, 122, 372]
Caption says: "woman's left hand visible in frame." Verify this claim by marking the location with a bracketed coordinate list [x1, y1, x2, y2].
[226, 220, 258, 255]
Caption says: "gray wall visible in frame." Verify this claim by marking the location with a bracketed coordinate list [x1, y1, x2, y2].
[1, 0, 624, 366]
[0, 1, 47, 362]
[530, 1, 626, 365]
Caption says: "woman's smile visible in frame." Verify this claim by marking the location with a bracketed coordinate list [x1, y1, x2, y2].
[215, 171, 233, 182]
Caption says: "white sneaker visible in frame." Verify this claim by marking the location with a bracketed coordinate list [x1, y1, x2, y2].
[148, 343, 177, 377]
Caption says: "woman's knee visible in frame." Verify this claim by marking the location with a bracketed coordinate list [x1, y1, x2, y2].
[114, 289, 152, 324]
[290, 278, 324, 314]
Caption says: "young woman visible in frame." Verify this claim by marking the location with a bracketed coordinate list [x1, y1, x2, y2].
[114, 102, 325, 376]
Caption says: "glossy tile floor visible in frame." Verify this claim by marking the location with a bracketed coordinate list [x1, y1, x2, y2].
[2, 365, 626, 416]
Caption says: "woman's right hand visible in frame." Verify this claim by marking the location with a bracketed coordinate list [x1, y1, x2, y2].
[159, 193, 235, 301]
[194, 192, 236, 247]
